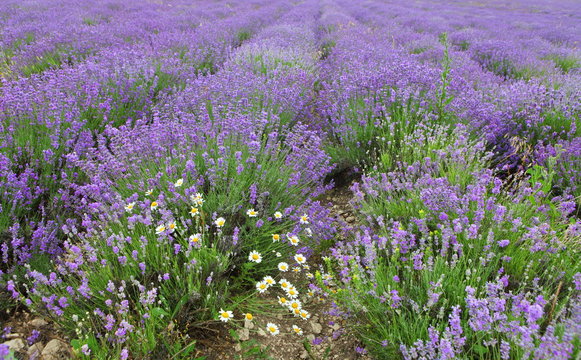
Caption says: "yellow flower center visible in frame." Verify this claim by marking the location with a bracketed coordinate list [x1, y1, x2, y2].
[221, 312, 229, 318]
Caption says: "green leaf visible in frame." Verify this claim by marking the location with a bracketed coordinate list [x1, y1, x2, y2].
[151, 307, 170, 318]
[171, 294, 191, 318]
[474, 344, 488, 355]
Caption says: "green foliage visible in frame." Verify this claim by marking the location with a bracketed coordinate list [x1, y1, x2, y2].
[245, 52, 311, 77]
[457, 40, 470, 51]
[539, 109, 580, 139]
[173, 46, 218, 75]
[234, 335, 275, 360]
[320, 40, 336, 60]
[82, 17, 98, 26]
[325, 116, 578, 359]
[20, 50, 68, 77]
[544, 54, 580, 73]
[436, 33, 454, 122]
[325, 89, 427, 171]
[326, 36, 457, 173]
[236, 29, 252, 47]
[82, 64, 184, 130]
[23, 120, 318, 358]
[411, 46, 429, 54]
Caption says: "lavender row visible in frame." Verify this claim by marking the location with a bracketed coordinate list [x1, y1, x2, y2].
[0, 0, 292, 269]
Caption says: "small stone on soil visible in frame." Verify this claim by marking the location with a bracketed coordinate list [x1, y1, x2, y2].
[3, 338, 26, 353]
[29, 318, 49, 327]
[310, 321, 322, 334]
[28, 343, 44, 357]
[237, 328, 250, 341]
[41, 339, 71, 360]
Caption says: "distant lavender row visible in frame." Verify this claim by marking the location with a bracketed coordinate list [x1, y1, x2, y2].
[319, 0, 579, 193]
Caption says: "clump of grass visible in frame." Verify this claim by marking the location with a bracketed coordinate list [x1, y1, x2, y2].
[20, 50, 69, 77]
[544, 54, 580, 74]
[236, 29, 252, 47]
[324, 90, 428, 171]
[82, 17, 98, 26]
[320, 39, 336, 60]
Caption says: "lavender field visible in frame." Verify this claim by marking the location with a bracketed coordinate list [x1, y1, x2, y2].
[0, 0, 579, 358]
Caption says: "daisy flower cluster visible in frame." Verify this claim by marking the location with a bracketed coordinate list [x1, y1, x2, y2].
[215, 207, 320, 339]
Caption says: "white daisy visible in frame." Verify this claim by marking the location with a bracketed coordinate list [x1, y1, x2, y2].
[125, 202, 135, 213]
[266, 323, 279, 336]
[155, 224, 166, 234]
[191, 193, 204, 206]
[279, 279, 291, 290]
[288, 234, 300, 246]
[189, 207, 199, 217]
[286, 286, 299, 298]
[189, 234, 202, 246]
[167, 221, 177, 233]
[278, 262, 289, 272]
[218, 309, 233, 322]
[274, 211, 283, 219]
[150, 201, 159, 211]
[294, 253, 306, 264]
[214, 217, 226, 228]
[174, 178, 184, 187]
[248, 250, 262, 263]
[246, 208, 258, 217]
[299, 214, 309, 224]
[288, 299, 302, 311]
[292, 325, 303, 335]
[256, 281, 269, 293]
